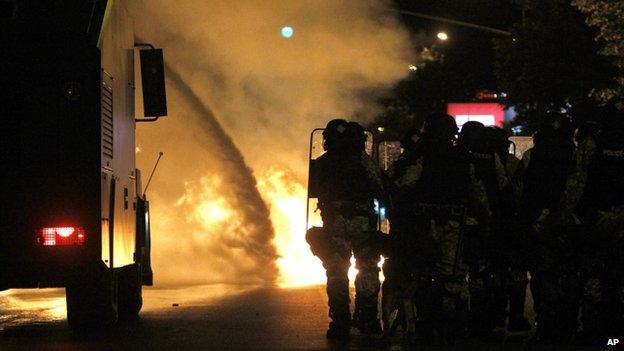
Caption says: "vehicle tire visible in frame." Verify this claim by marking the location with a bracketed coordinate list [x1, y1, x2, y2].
[66, 264, 118, 330]
[117, 263, 142, 319]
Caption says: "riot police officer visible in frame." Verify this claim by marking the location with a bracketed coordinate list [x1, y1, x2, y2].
[307, 119, 385, 339]
[521, 112, 576, 342]
[486, 126, 531, 332]
[392, 114, 490, 344]
[456, 121, 509, 336]
[559, 100, 624, 344]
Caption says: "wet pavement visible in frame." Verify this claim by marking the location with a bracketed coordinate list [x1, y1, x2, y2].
[0, 285, 598, 350]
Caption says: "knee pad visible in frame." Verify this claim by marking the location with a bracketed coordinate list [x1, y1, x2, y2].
[441, 277, 468, 312]
[355, 261, 381, 290]
[355, 275, 380, 299]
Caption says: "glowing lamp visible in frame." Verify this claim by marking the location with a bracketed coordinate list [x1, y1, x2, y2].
[281, 26, 294, 38]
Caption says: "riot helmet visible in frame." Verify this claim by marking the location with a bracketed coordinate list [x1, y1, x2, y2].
[457, 121, 485, 151]
[323, 118, 349, 151]
[542, 112, 572, 134]
[400, 128, 421, 151]
[486, 126, 510, 157]
[346, 121, 367, 153]
[422, 113, 458, 141]
[537, 112, 574, 148]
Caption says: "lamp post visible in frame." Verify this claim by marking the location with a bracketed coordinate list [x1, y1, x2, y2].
[389, 9, 511, 37]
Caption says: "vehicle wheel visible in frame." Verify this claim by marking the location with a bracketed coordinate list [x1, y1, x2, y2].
[66, 265, 118, 330]
[117, 263, 142, 319]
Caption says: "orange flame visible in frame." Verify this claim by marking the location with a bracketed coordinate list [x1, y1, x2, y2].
[257, 169, 384, 288]
[257, 170, 326, 287]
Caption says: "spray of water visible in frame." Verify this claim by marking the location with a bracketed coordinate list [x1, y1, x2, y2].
[130, 0, 416, 286]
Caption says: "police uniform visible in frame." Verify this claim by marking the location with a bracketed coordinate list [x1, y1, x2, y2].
[393, 116, 490, 343]
[523, 120, 579, 342]
[307, 120, 384, 338]
[456, 123, 512, 335]
[560, 125, 624, 343]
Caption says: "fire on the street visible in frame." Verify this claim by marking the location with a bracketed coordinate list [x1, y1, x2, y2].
[257, 169, 326, 287]
[257, 169, 382, 287]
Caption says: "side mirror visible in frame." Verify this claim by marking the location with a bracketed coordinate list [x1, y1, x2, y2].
[139, 48, 167, 118]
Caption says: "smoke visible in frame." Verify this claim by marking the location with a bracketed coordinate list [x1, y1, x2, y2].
[142, 66, 278, 285]
[130, 0, 415, 286]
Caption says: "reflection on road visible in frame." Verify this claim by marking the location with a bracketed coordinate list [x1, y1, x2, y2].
[0, 289, 66, 329]
[0, 285, 253, 330]
[1, 285, 547, 351]
[0, 285, 333, 351]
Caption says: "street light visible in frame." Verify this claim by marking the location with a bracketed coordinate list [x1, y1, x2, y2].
[389, 9, 511, 37]
[281, 26, 294, 39]
[437, 32, 448, 41]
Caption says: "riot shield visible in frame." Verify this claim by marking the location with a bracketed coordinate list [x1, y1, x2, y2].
[377, 140, 402, 172]
[509, 136, 534, 159]
[306, 128, 374, 230]
[376, 140, 403, 234]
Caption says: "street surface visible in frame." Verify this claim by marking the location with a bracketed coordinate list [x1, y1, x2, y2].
[0, 285, 595, 350]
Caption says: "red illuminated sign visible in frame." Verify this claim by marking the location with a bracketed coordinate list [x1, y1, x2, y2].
[447, 103, 505, 129]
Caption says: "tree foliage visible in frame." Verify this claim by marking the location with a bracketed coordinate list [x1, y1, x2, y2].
[494, 0, 615, 133]
[573, 0, 624, 100]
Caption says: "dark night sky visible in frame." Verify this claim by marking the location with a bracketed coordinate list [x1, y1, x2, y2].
[393, 0, 521, 33]
[391, 0, 523, 97]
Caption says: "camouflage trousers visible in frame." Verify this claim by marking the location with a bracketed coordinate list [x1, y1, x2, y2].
[395, 217, 469, 340]
[466, 222, 530, 334]
[308, 214, 381, 326]
[529, 220, 584, 343]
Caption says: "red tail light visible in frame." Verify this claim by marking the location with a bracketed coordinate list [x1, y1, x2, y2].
[37, 226, 86, 246]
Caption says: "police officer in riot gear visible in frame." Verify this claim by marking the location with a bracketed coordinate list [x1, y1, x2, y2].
[559, 100, 624, 344]
[387, 128, 422, 243]
[522, 112, 577, 342]
[392, 114, 490, 344]
[456, 121, 508, 336]
[307, 119, 384, 339]
[380, 127, 422, 337]
[485, 126, 531, 332]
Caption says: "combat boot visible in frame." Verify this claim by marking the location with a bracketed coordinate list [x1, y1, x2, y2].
[354, 301, 383, 335]
[326, 320, 350, 340]
[358, 318, 383, 335]
[508, 316, 531, 332]
[327, 300, 351, 340]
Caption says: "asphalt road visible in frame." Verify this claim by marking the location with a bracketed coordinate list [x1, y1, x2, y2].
[0, 285, 598, 350]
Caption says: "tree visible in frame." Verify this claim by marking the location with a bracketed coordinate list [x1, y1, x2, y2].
[573, 0, 624, 101]
[494, 0, 615, 133]
[370, 43, 489, 142]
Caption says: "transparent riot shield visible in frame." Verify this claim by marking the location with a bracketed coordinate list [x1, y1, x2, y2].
[306, 128, 374, 230]
[509, 136, 534, 159]
[377, 140, 403, 172]
[376, 141, 403, 234]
